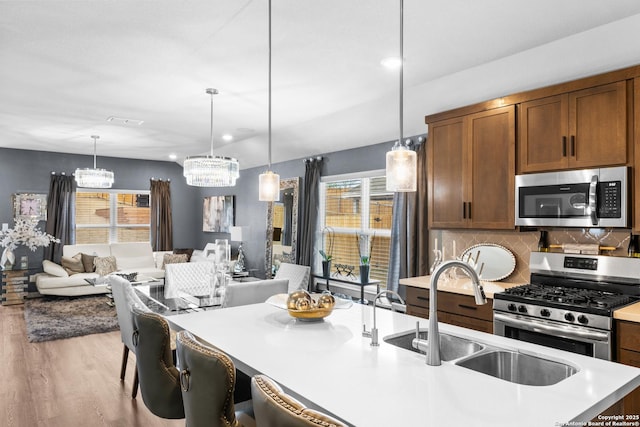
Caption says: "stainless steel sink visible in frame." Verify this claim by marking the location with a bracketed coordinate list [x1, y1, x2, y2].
[383, 330, 484, 361]
[455, 350, 577, 386]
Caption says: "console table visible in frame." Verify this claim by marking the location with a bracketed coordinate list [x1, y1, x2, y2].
[2, 269, 31, 305]
[312, 274, 380, 304]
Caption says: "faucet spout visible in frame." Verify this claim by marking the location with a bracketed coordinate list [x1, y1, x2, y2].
[363, 290, 406, 346]
[427, 260, 486, 366]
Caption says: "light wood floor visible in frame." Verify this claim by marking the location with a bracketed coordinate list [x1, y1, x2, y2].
[1, 303, 184, 427]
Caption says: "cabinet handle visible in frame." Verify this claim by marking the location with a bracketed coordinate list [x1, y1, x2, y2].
[562, 136, 567, 157]
[417, 296, 429, 301]
[462, 202, 466, 219]
[570, 135, 575, 157]
[458, 304, 478, 311]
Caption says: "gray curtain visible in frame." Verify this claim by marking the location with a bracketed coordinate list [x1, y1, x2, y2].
[387, 141, 428, 298]
[298, 157, 323, 272]
[44, 173, 76, 263]
[150, 179, 173, 251]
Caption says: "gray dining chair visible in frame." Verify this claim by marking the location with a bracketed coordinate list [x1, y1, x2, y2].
[176, 330, 255, 427]
[251, 375, 345, 427]
[274, 263, 310, 293]
[109, 275, 152, 398]
[131, 305, 185, 420]
[223, 279, 288, 308]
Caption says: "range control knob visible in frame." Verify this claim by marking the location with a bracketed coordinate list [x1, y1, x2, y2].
[518, 305, 528, 314]
[507, 304, 517, 312]
[540, 309, 551, 317]
[577, 315, 589, 325]
[564, 312, 575, 322]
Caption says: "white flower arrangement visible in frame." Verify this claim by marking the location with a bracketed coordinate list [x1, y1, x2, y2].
[0, 219, 59, 251]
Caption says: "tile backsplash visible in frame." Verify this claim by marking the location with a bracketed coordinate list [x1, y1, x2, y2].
[432, 228, 633, 284]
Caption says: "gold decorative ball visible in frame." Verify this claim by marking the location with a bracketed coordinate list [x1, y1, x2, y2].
[287, 290, 312, 310]
[295, 298, 312, 311]
[317, 293, 335, 309]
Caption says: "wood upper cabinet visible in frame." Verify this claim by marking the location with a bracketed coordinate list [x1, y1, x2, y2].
[428, 105, 515, 229]
[518, 81, 628, 173]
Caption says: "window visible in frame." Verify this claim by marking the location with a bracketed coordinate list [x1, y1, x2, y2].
[318, 170, 393, 287]
[75, 190, 151, 244]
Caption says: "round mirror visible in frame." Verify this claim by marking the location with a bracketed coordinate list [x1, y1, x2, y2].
[460, 243, 516, 282]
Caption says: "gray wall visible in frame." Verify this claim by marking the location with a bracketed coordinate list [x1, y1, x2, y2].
[1, 135, 422, 279]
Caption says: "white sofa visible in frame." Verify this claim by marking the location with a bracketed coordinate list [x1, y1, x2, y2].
[36, 242, 166, 297]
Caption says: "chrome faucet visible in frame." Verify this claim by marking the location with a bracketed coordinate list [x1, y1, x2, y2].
[363, 290, 406, 346]
[426, 260, 487, 366]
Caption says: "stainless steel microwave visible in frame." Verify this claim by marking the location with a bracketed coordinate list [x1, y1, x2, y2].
[515, 166, 629, 228]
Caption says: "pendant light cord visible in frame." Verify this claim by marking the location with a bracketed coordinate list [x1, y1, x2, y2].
[268, 0, 272, 169]
[91, 135, 99, 168]
[206, 88, 218, 157]
[399, 0, 404, 148]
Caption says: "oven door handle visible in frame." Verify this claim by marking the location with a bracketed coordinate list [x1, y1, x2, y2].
[494, 312, 609, 342]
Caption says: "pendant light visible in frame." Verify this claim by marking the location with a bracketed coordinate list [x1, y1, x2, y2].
[386, 0, 417, 192]
[75, 135, 115, 188]
[183, 88, 240, 187]
[258, 0, 280, 202]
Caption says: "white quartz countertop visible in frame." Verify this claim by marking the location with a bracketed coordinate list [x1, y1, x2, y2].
[400, 275, 524, 298]
[168, 302, 640, 427]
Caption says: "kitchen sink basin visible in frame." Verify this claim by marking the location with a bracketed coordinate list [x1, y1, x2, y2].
[455, 350, 577, 386]
[383, 330, 484, 361]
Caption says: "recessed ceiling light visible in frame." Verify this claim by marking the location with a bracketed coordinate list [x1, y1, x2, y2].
[168, 154, 177, 160]
[222, 134, 233, 142]
[380, 57, 403, 69]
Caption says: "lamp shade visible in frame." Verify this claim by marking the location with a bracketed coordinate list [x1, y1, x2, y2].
[183, 155, 239, 187]
[229, 226, 244, 242]
[386, 144, 417, 192]
[259, 170, 280, 201]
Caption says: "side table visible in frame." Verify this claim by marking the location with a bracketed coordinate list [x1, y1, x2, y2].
[2, 269, 30, 305]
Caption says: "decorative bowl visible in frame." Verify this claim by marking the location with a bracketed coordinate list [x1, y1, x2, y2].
[287, 306, 333, 321]
[285, 290, 336, 321]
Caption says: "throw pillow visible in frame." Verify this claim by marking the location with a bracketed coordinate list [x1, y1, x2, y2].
[173, 248, 194, 262]
[61, 253, 85, 275]
[42, 260, 69, 278]
[163, 253, 188, 266]
[115, 272, 138, 282]
[94, 255, 117, 276]
[81, 253, 96, 273]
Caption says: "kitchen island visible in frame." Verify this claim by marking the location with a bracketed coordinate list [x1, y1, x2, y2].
[168, 302, 640, 426]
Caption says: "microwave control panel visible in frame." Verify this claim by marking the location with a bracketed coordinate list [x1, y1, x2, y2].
[597, 181, 622, 218]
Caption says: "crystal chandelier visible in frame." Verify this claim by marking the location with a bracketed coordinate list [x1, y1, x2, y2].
[184, 88, 240, 187]
[386, 0, 417, 192]
[75, 135, 115, 188]
[258, 0, 280, 202]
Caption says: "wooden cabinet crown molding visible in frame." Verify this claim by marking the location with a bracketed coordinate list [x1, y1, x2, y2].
[425, 63, 640, 125]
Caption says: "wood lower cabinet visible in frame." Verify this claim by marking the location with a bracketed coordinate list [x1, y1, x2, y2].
[428, 105, 515, 230]
[406, 286, 493, 333]
[518, 81, 628, 173]
[615, 320, 640, 414]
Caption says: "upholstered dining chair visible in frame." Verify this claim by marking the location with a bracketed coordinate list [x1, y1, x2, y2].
[274, 263, 311, 293]
[251, 375, 345, 427]
[176, 330, 256, 427]
[131, 305, 185, 420]
[223, 279, 288, 308]
[110, 275, 151, 398]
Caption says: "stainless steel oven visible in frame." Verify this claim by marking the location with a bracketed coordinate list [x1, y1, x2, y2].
[493, 252, 640, 361]
[515, 166, 629, 228]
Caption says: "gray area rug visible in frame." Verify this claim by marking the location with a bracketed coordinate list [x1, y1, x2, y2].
[24, 295, 118, 343]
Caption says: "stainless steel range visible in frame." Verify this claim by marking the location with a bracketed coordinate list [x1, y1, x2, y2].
[493, 252, 640, 360]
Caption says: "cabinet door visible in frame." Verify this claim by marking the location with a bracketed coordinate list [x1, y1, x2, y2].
[569, 81, 627, 168]
[428, 117, 467, 228]
[518, 94, 569, 173]
[468, 106, 516, 229]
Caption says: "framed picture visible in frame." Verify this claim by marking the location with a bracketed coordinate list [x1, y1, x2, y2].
[13, 193, 47, 221]
[203, 196, 235, 232]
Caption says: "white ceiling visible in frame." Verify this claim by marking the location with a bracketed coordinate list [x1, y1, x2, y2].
[2, 1, 640, 170]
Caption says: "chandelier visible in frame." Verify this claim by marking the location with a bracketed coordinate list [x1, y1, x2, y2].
[386, 0, 417, 192]
[75, 135, 115, 188]
[258, 0, 280, 202]
[184, 88, 240, 187]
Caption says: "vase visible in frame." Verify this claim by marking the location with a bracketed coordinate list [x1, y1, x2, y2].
[1, 248, 15, 270]
[359, 264, 370, 285]
[322, 260, 332, 278]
